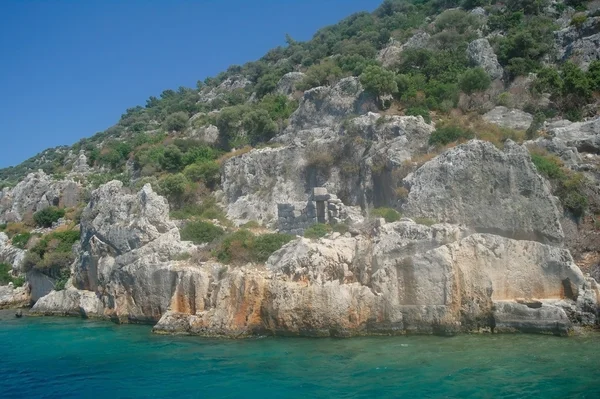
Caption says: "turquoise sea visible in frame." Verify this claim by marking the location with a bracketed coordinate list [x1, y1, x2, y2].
[0, 311, 599, 398]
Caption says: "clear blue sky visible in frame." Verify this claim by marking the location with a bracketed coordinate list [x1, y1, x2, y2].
[0, 0, 382, 168]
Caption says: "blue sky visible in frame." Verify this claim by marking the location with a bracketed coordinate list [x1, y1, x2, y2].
[0, 0, 382, 168]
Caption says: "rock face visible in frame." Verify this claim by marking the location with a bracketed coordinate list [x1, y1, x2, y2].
[0, 285, 29, 309]
[545, 117, 600, 154]
[467, 39, 503, 80]
[198, 75, 251, 103]
[284, 77, 374, 131]
[483, 106, 533, 130]
[276, 72, 305, 96]
[154, 224, 597, 337]
[221, 111, 433, 226]
[555, 16, 600, 71]
[404, 140, 564, 244]
[0, 171, 81, 223]
[32, 181, 194, 322]
[377, 32, 431, 67]
[0, 232, 26, 272]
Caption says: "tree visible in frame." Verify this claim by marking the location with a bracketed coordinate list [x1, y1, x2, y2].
[459, 67, 491, 94]
[360, 65, 398, 107]
[33, 207, 66, 228]
[163, 111, 189, 132]
[159, 145, 184, 172]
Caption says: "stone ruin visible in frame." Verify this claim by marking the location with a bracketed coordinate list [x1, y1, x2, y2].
[277, 187, 346, 235]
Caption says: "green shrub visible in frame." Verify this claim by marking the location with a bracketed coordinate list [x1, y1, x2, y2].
[251, 233, 294, 262]
[11, 232, 31, 249]
[54, 269, 71, 291]
[183, 161, 221, 188]
[370, 207, 401, 223]
[459, 68, 491, 94]
[296, 59, 343, 91]
[163, 111, 189, 132]
[414, 217, 436, 226]
[0, 263, 24, 287]
[33, 207, 66, 228]
[405, 107, 431, 123]
[570, 14, 587, 28]
[588, 61, 600, 91]
[530, 153, 564, 179]
[360, 65, 398, 99]
[169, 196, 227, 222]
[215, 229, 254, 264]
[304, 223, 332, 239]
[429, 126, 474, 146]
[180, 221, 225, 244]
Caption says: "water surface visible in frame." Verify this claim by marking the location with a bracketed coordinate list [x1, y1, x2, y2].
[1, 311, 598, 398]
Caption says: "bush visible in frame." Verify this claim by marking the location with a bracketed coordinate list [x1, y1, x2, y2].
[304, 223, 332, 239]
[0, 263, 24, 287]
[405, 107, 431, 123]
[183, 161, 221, 188]
[215, 229, 254, 264]
[296, 59, 343, 91]
[163, 111, 189, 132]
[359, 65, 398, 98]
[429, 126, 474, 146]
[414, 217, 436, 226]
[459, 68, 491, 94]
[54, 269, 71, 291]
[370, 207, 401, 223]
[251, 233, 294, 262]
[11, 233, 31, 249]
[180, 221, 225, 244]
[33, 207, 66, 228]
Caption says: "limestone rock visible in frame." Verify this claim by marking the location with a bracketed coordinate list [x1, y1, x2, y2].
[34, 181, 194, 322]
[545, 117, 600, 154]
[483, 106, 533, 130]
[154, 228, 597, 337]
[0, 232, 26, 272]
[285, 77, 375, 131]
[276, 72, 306, 96]
[404, 140, 564, 244]
[0, 284, 29, 309]
[198, 75, 251, 103]
[377, 32, 431, 68]
[0, 171, 81, 223]
[467, 38, 503, 80]
[555, 16, 600, 71]
[31, 288, 104, 317]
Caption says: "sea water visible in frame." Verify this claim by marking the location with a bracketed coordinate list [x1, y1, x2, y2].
[0, 311, 598, 398]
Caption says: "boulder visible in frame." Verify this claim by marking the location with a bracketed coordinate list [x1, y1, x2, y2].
[545, 117, 600, 154]
[275, 72, 306, 96]
[0, 232, 26, 272]
[404, 140, 564, 244]
[467, 38, 504, 80]
[483, 106, 533, 130]
[0, 285, 29, 309]
[377, 32, 431, 68]
[554, 16, 600, 71]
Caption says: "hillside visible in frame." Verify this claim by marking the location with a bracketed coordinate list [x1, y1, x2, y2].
[1, 0, 600, 337]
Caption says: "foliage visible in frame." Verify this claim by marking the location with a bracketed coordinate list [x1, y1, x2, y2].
[304, 223, 332, 239]
[296, 59, 343, 91]
[370, 207, 401, 222]
[180, 221, 225, 244]
[23, 229, 80, 277]
[530, 150, 588, 218]
[170, 196, 227, 222]
[413, 217, 436, 226]
[54, 269, 71, 291]
[405, 107, 431, 123]
[459, 68, 491, 94]
[214, 230, 293, 264]
[360, 65, 398, 98]
[11, 232, 31, 249]
[0, 263, 24, 287]
[251, 233, 294, 262]
[429, 126, 474, 146]
[33, 207, 66, 228]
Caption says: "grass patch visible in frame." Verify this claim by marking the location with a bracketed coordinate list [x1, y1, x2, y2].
[414, 217, 436, 226]
[215, 230, 293, 264]
[170, 196, 228, 223]
[304, 223, 332, 239]
[180, 221, 225, 244]
[370, 207, 402, 223]
[11, 232, 31, 249]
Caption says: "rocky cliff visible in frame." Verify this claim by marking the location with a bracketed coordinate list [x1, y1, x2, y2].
[2, 0, 600, 338]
